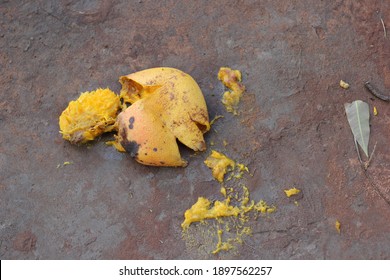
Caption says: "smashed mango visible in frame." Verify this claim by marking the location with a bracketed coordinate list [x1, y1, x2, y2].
[115, 67, 210, 167]
[373, 106, 378, 116]
[204, 150, 249, 182]
[218, 67, 245, 114]
[182, 185, 276, 254]
[240, 186, 276, 214]
[212, 229, 233, 254]
[59, 88, 120, 144]
[335, 220, 341, 234]
[181, 197, 240, 230]
[204, 150, 235, 182]
[284, 187, 301, 197]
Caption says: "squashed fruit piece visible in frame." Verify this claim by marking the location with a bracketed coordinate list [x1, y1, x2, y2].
[240, 186, 276, 214]
[339, 80, 350, 89]
[212, 230, 233, 254]
[59, 88, 120, 144]
[373, 106, 378, 116]
[181, 197, 240, 230]
[284, 187, 301, 197]
[218, 67, 245, 114]
[204, 150, 235, 182]
[335, 220, 341, 234]
[254, 200, 276, 214]
[116, 67, 210, 166]
[181, 185, 276, 255]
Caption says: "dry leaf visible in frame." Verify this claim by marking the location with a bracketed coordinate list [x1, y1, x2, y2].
[345, 100, 370, 158]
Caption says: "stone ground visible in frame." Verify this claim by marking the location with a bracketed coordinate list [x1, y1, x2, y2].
[1, 0, 389, 259]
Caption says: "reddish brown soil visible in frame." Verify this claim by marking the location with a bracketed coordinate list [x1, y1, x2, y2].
[1, 0, 389, 259]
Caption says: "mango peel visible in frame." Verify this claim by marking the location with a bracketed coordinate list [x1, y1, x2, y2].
[116, 67, 210, 167]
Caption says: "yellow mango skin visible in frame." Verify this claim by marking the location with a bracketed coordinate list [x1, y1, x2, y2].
[59, 88, 120, 144]
[117, 67, 210, 166]
[116, 101, 187, 167]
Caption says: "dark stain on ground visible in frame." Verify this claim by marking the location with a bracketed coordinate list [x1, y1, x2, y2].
[12, 231, 37, 252]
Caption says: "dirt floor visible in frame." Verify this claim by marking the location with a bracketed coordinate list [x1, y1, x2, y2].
[1, 0, 390, 260]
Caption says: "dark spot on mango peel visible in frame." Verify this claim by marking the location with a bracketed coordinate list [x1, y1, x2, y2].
[153, 148, 158, 152]
[120, 130, 140, 158]
[121, 139, 140, 158]
[129, 116, 135, 129]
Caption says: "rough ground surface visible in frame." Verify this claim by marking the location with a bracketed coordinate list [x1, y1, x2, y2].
[1, 0, 389, 259]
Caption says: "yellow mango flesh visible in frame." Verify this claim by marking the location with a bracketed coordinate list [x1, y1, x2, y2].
[181, 197, 240, 230]
[59, 88, 120, 144]
[335, 220, 341, 234]
[181, 187, 276, 230]
[204, 150, 235, 182]
[117, 67, 210, 167]
[284, 187, 301, 197]
[218, 67, 245, 114]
